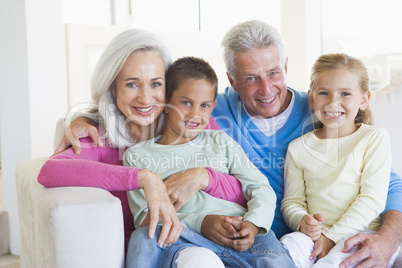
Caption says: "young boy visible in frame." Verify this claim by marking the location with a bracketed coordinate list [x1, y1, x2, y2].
[124, 56, 295, 267]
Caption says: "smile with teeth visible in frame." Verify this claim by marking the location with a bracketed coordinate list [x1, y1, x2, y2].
[133, 105, 155, 116]
[185, 121, 201, 128]
[134, 106, 154, 113]
[259, 96, 275, 103]
[324, 111, 343, 118]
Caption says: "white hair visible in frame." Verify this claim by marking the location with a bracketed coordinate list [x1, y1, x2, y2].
[68, 29, 171, 148]
[221, 20, 287, 79]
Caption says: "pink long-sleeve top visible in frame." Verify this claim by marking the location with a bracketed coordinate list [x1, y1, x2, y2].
[38, 117, 246, 250]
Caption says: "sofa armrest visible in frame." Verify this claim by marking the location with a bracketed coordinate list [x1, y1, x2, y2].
[16, 157, 125, 268]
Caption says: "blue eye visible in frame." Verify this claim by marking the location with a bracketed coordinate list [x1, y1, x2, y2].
[152, 81, 162, 88]
[201, 103, 209, 108]
[318, 91, 328, 95]
[342, 92, 351, 96]
[127, 83, 138, 89]
[183, 101, 191, 106]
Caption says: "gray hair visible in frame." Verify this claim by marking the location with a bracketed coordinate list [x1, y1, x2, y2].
[79, 29, 172, 148]
[221, 20, 287, 78]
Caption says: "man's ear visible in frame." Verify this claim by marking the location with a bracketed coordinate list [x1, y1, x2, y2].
[360, 91, 371, 110]
[227, 72, 237, 91]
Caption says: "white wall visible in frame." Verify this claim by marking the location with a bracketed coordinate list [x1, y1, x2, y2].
[0, 0, 68, 254]
[281, 0, 322, 91]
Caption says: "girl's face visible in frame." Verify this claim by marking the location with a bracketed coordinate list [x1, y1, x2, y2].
[114, 50, 166, 128]
[163, 78, 217, 145]
[309, 68, 370, 138]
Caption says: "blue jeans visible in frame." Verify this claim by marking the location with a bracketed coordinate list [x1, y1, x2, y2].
[126, 225, 296, 268]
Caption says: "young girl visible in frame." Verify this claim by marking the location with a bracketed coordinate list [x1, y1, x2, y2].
[280, 53, 399, 267]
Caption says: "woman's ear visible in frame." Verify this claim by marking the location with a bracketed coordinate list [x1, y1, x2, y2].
[360, 91, 371, 111]
[111, 84, 117, 98]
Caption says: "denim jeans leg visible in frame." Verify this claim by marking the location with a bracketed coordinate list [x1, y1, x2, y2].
[234, 230, 297, 268]
[126, 225, 169, 268]
[127, 226, 224, 268]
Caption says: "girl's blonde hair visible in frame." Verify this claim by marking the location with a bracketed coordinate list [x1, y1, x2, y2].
[309, 53, 372, 129]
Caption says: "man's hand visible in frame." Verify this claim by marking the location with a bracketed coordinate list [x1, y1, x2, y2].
[53, 117, 101, 156]
[164, 167, 209, 211]
[300, 214, 324, 241]
[310, 235, 335, 261]
[201, 215, 242, 247]
[224, 217, 260, 252]
[340, 210, 402, 268]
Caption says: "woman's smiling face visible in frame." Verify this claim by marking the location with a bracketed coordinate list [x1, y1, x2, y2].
[114, 50, 166, 127]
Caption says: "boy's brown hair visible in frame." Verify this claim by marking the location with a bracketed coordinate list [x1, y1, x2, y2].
[166, 56, 218, 102]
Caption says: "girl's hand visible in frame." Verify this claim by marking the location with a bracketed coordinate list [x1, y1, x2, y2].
[138, 169, 182, 246]
[300, 214, 324, 241]
[53, 117, 102, 156]
[164, 167, 209, 211]
[310, 235, 335, 261]
[201, 215, 242, 246]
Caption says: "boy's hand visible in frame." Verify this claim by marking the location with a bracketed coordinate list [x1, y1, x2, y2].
[225, 217, 260, 252]
[310, 235, 335, 261]
[201, 215, 242, 246]
[300, 214, 324, 241]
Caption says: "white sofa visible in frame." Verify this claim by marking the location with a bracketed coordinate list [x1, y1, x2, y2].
[16, 80, 402, 268]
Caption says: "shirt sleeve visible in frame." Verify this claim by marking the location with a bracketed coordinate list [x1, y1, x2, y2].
[38, 137, 140, 191]
[385, 168, 402, 212]
[223, 133, 276, 235]
[204, 167, 247, 208]
[281, 141, 309, 232]
[199, 117, 248, 207]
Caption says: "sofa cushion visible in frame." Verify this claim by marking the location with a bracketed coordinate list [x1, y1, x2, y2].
[370, 79, 402, 175]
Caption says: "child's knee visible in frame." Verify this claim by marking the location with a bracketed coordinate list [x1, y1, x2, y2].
[176, 247, 224, 268]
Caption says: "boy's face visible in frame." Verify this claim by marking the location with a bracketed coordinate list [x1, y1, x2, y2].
[164, 78, 217, 144]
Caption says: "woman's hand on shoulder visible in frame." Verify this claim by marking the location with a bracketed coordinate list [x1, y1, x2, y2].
[138, 169, 182, 246]
[164, 167, 209, 211]
[53, 117, 102, 156]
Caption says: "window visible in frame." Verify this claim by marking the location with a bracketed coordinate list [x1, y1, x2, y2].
[63, 0, 281, 107]
[321, 0, 402, 90]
